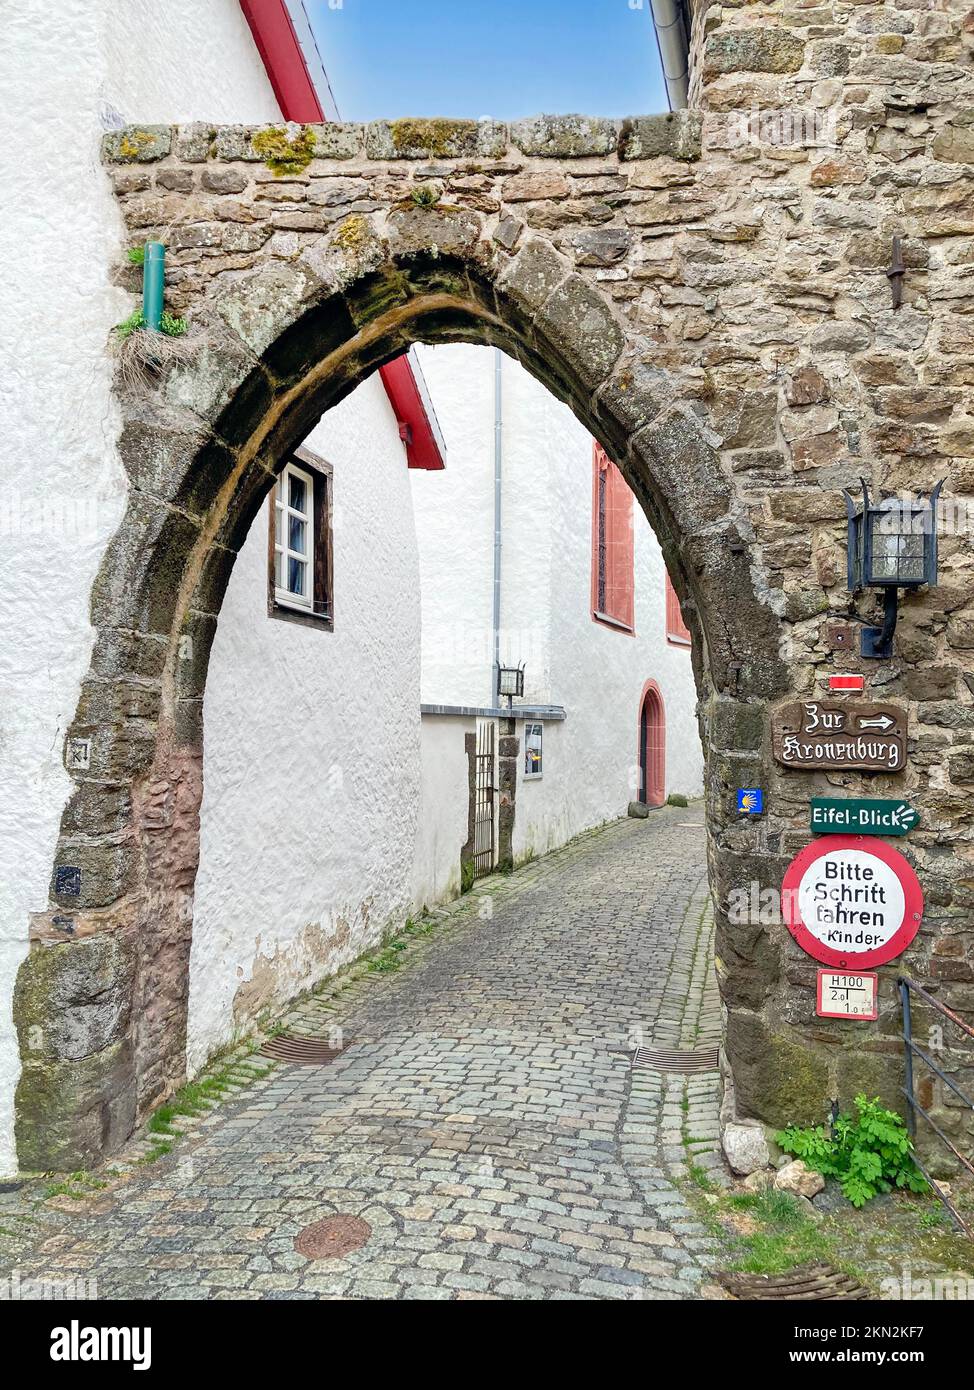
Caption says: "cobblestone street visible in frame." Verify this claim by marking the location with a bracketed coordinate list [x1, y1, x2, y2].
[1, 807, 724, 1300]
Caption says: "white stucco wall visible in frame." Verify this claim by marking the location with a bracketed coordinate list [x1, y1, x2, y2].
[409, 347, 497, 707]
[0, 1, 281, 1172]
[189, 376, 421, 1071]
[411, 716, 473, 914]
[408, 345, 703, 871]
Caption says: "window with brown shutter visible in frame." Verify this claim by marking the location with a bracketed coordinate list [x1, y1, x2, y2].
[267, 446, 334, 630]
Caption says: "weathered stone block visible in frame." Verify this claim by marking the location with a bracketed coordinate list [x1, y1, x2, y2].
[365, 119, 505, 160]
[386, 205, 483, 259]
[712, 699, 766, 752]
[89, 492, 202, 637]
[496, 238, 570, 319]
[501, 171, 570, 202]
[571, 227, 632, 268]
[595, 358, 669, 447]
[949, 750, 974, 782]
[704, 29, 805, 76]
[836, 1049, 903, 1116]
[103, 126, 172, 162]
[310, 123, 363, 160]
[14, 1036, 136, 1172]
[632, 413, 731, 530]
[49, 837, 136, 911]
[60, 783, 132, 839]
[785, 366, 829, 406]
[217, 261, 325, 358]
[726, 1010, 831, 1128]
[14, 933, 136, 1063]
[201, 167, 248, 195]
[493, 216, 524, 252]
[511, 114, 617, 158]
[618, 112, 702, 162]
[536, 274, 625, 389]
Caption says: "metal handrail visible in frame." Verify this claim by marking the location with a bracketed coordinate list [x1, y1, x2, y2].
[898, 976, 974, 1237]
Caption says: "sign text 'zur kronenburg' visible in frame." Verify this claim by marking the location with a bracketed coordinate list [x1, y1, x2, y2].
[772, 700, 907, 773]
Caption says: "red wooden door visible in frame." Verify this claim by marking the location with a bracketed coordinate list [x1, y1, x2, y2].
[638, 682, 665, 807]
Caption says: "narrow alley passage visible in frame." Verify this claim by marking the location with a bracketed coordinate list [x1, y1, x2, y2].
[1, 808, 723, 1300]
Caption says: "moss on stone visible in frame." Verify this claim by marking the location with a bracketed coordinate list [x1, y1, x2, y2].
[762, 1033, 831, 1128]
[251, 125, 317, 177]
[389, 118, 477, 157]
[333, 213, 370, 251]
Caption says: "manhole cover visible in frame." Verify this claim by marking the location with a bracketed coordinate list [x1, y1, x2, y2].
[259, 1032, 352, 1064]
[631, 1044, 720, 1074]
[716, 1264, 869, 1301]
[294, 1214, 371, 1260]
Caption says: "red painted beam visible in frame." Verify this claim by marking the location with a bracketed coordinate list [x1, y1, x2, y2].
[379, 357, 446, 471]
[241, 4, 443, 470]
[239, 0, 324, 122]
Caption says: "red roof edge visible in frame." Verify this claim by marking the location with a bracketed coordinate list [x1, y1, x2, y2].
[239, 0, 324, 122]
[241, 4, 442, 469]
[379, 356, 446, 471]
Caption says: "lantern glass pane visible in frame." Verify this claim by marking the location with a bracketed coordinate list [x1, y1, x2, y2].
[870, 553, 899, 579]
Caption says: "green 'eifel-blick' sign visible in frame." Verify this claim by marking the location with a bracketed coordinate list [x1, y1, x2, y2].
[810, 798, 920, 837]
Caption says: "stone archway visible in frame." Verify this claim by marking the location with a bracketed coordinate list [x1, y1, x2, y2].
[14, 0, 974, 1168]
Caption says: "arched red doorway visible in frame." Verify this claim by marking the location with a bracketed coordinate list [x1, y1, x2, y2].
[637, 680, 665, 808]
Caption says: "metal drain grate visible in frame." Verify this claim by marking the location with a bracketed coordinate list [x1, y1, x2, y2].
[259, 1032, 352, 1065]
[716, 1264, 869, 1301]
[631, 1044, 720, 1074]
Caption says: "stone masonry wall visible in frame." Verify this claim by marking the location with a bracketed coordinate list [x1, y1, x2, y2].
[12, 0, 974, 1168]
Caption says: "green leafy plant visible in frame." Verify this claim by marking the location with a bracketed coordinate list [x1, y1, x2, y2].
[113, 308, 187, 339]
[410, 182, 441, 207]
[126, 245, 146, 266]
[159, 310, 187, 337]
[777, 1094, 928, 1208]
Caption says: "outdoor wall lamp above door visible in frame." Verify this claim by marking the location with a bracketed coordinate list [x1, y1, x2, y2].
[843, 479, 943, 659]
[497, 663, 525, 707]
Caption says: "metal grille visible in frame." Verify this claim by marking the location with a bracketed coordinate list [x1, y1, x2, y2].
[259, 1032, 351, 1064]
[473, 719, 496, 879]
[632, 1044, 720, 1074]
[717, 1265, 869, 1301]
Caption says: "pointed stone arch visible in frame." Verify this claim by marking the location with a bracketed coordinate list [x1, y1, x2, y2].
[17, 44, 974, 1166]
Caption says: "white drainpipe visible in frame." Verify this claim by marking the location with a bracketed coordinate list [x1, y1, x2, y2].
[649, 0, 691, 111]
[491, 348, 503, 702]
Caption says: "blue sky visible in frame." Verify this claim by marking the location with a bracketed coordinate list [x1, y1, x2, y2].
[305, 0, 667, 122]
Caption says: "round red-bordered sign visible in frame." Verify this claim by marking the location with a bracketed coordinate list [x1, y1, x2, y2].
[780, 834, 923, 969]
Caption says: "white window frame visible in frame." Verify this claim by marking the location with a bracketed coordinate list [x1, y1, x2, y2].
[273, 460, 315, 613]
[524, 722, 543, 780]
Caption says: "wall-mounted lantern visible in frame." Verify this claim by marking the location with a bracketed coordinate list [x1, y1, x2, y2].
[843, 479, 943, 659]
[497, 663, 524, 707]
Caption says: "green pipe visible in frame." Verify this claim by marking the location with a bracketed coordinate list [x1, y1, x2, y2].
[142, 241, 165, 331]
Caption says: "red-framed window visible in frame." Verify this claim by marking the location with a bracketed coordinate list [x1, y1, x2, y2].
[591, 443, 634, 633]
[665, 573, 691, 646]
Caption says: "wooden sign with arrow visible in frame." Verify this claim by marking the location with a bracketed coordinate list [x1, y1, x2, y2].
[772, 700, 907, 773]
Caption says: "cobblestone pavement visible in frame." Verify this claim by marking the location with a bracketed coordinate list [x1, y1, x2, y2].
[0, 807, 726, 1300]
